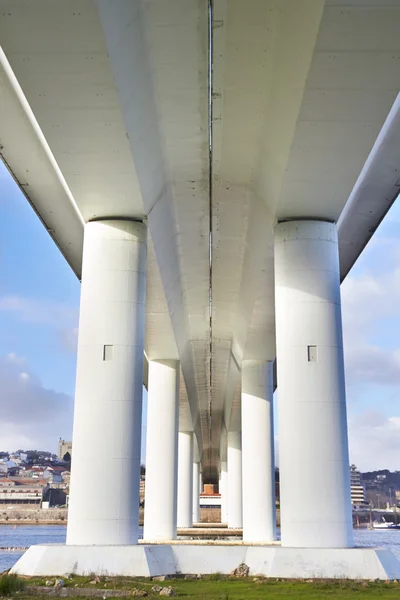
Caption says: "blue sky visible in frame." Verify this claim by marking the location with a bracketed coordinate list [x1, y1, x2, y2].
[341, 199, 400, 471]
[1, 159, 400, 471]
[0, 162, 148, 457]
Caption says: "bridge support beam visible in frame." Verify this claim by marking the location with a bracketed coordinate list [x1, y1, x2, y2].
[192, 461, 200, 524]
[227, 431, 242, 529]
[275, 220, 353, 548]
[143, 360, 179, 541]
[177, 432, 193, 528]
[242, 360, 276, 542]
[67, 220, 147, 545]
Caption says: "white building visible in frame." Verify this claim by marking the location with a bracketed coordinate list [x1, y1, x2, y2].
[350, 465, 367, 506]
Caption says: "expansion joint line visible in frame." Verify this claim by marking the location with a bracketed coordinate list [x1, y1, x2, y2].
[208, 0, 214, 480]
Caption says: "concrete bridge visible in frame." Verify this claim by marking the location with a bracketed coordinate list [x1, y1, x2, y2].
[2, 0, 400, 579]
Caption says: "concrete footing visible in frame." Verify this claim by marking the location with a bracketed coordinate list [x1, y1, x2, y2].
[10, 544, 400, 580]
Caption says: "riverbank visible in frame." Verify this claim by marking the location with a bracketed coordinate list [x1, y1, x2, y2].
[0, 509, 67, 526]
[0, 508, 281, 526]
[3, 573, 400, 599]
[0, 509, 143, 526]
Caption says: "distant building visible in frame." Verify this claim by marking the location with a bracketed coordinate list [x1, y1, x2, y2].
[200, 484, 221, 508]
[42, 486, 67, 507]
[43, 467, 63, 483]
[350, 464, 362, 486]
[350, 465, 367, 506]
[58, 439, 72, 462]
[0, 478, 46, 505]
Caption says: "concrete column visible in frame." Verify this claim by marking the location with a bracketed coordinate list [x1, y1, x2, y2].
[177, 432, 193, 528]
[275, 220, 353, 548]
[242, 360, 276, 542]
[220, 461, 228, 524]
[192, 461, 200, 524]
[67, 220, 146, 545]
[227, 431, 242, 529]
[218, 471, 222, 522]
[143, 360, 179, 541]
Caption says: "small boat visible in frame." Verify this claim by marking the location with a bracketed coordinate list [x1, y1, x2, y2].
[371, 517, 400, 530]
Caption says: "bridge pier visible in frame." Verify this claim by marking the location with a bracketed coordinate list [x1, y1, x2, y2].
[241, 360, 276, 543]
[192, 461, 200, 523]
[227, 431, 243, 529]
[219, 461, 228, 523]
[275, 220, 353, 548]
[143, 360, 179, 541]
[66, 219, 147, 546]
[177, 432, 194, 528]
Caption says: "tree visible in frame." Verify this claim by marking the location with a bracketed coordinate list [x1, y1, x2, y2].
[63, 452, 71, 463]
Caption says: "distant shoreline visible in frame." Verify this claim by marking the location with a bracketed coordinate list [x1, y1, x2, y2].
[0, 520, 146, 526]
[0, 520, 67, 525]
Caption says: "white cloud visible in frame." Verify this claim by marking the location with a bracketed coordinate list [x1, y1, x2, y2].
[348, 412, 400, 472]
[0, 295, 77, 326]
[342, 236, 400, 387]
[7, 352, 24, 364]
[0, 295, 79, 354]
[0, 353, 73, 453]
[341, 229, 400, 470]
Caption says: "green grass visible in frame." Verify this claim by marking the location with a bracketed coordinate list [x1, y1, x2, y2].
[0, 573, 25, 596]
[18, 575, 400, 599]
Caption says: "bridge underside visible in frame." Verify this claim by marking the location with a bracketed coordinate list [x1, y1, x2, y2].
[1, 0, 400, 559]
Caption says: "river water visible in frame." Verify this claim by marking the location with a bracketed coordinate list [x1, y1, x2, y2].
[1, 526, 400, 572]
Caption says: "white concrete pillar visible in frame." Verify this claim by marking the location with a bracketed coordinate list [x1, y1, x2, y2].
[177, 432, 193, 528]
[143, 360, 179, 541]
[227, 431, 242, 529]
[192, 461, 200, 524]
[218, 471, 222, 522]
[242, 360, 276, 542]
[275, 220, 353, 548]
[67, 220, 146, 545]
[220, 461, 228, 524]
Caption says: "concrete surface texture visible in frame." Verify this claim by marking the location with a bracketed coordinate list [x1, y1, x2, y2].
[10, 545, 400, 580]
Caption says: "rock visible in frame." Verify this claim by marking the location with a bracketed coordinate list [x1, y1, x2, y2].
[45, 581, 53, 587]
[159, 587, 174, 597]
[151, 586, 162, 593]
[230, 563, 249, 578]
[152, 576, 166, 582]
[54, 579, 65, 588]
[132, 590, 148, 597]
